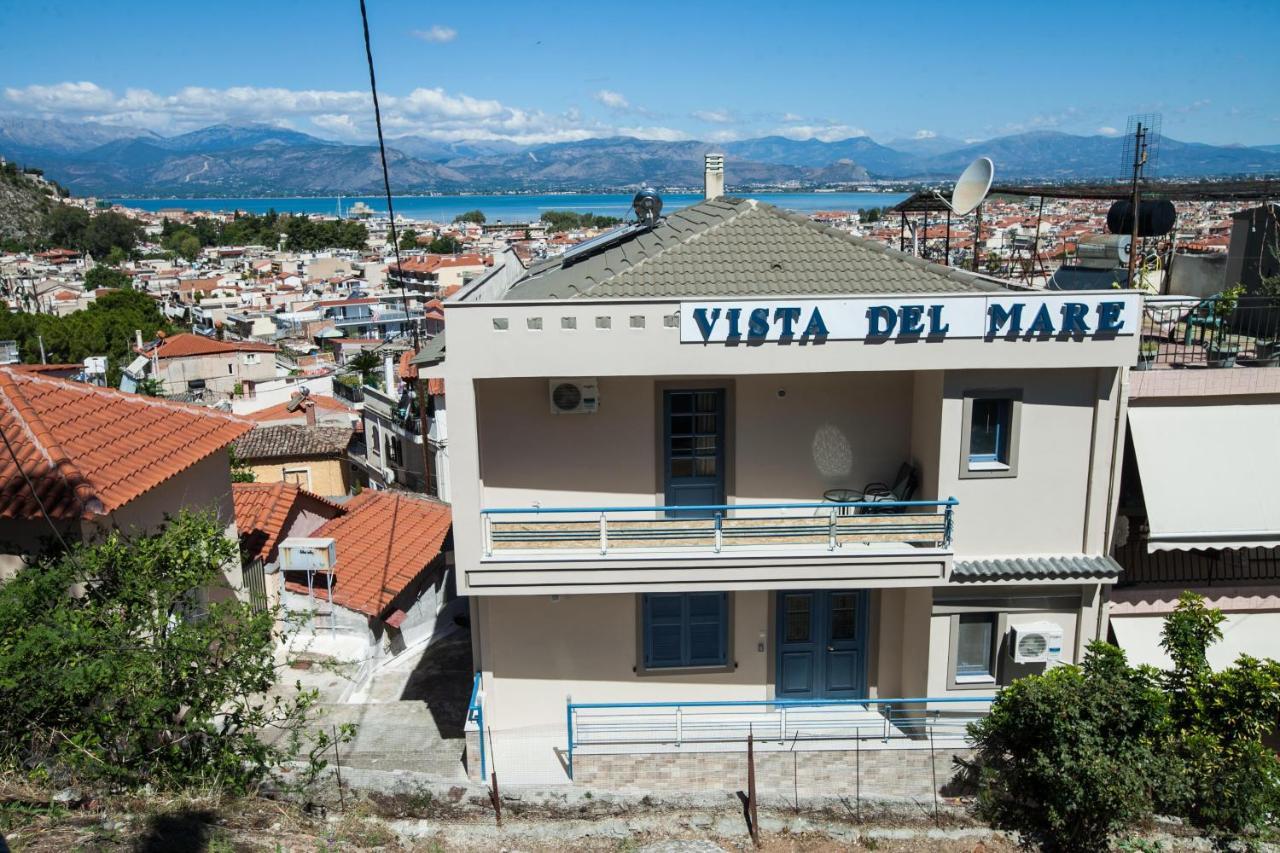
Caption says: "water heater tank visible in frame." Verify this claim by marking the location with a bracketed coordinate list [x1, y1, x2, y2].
[1075, 234, 1131, 268]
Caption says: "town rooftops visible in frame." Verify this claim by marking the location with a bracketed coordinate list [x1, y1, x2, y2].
[245, 394, 353, 425]
[0, 367, 253, 520]
[503, 196, 1006, 301]
[140, 333, 279, 360]
[284, 489, 451, 618]
[233, 424, 354, 460]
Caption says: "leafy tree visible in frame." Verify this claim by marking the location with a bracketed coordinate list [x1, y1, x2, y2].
[0, 288, 174, 385]
[104, 245, 129, 266]
[135, 376, 165, 397]
[1160, 592, 1280, 837]
[427, 235, 461, 254]
[166, 231, 202, 262]
[83, 211, 143, 259]
[859, 207, 882, 223]
[540, 210, 623, 232]
[42, 204, 90, 249]
[84, 265, 132, 291]
[454, 209, 486, 225]
[967, 642, 1179, 853]
[228, 447, 255, 482]
[345, 349, 382, 387]
[398, 228, 419, 250]
[0, 511, 339, 792]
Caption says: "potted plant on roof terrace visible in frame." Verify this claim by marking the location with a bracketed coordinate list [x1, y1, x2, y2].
[1205, 285, 1243, 367]
[1135, 340, 1160, 370]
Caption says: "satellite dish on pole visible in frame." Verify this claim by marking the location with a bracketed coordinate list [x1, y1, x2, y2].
[935, 157, 995, 216]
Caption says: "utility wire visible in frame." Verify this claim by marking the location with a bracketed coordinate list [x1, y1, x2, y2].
[359, 0, 419, 351]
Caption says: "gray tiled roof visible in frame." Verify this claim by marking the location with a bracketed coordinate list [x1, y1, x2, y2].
[504, 197, 1004, 300]
[410, 331, 445, 367]
[234, 425, 354, 460]
[951, 555, 1122, 582]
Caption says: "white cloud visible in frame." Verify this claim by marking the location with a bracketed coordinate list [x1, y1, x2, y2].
[2, 79, 701, 147]
[781, 112, 804, 123]
[775, 124, 867, 142]
[1097, 126, 1121, 137]
[592, 89, 630, 111]
[411, 25, 457, 44]
[913, 129, 936, 139]
[692, 109, 734, 124]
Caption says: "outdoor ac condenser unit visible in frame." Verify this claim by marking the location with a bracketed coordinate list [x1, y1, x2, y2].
[548, 378, 599, 414]
[1008, 621, 1064, 664]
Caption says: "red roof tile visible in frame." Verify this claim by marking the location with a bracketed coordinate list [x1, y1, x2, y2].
[145, 333, 278, 360]
[0, 368, 254, 520]
[233, 480, 344, 563]
[284, 490, 451, 617]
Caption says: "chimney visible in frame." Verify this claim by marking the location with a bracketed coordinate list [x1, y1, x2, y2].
[383, 353, 396, 393]
[304, 401, 317, 426]
[704, 153, 725, 200]
[135, 329, 143, 349]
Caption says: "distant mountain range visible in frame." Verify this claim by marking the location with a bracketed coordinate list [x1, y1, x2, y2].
[1, 117, 1278, 197]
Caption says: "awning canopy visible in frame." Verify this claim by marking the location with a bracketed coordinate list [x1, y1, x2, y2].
[1111, 611, 1280, 670]
[1128, 403, 1280, 552]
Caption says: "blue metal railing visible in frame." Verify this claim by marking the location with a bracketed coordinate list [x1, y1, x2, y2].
[467, 672, 485, 778]
[565, 694, 994, 779]
[481, 499, 958, 557]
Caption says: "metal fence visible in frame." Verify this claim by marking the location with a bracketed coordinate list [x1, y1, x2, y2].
[481, 499, 957, 557]
[1141, 295, 1280, 368]
[565, 696, 993, 779]
[240, 557, 268, 613]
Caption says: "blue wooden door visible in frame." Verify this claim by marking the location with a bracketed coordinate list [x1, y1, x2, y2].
[663, 389, 725, 517]
[776, 590, 868, 700]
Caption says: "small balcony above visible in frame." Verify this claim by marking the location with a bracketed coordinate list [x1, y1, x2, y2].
[468, 499, 956, 594]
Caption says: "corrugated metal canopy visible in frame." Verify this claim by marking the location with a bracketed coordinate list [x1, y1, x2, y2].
[1128, 403, 1280, 552]
[952, 554, 1121, 582]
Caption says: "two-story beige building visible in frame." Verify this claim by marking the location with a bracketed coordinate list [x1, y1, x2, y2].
[418, 186, 1139, 795]
[128, 333, 279, 399]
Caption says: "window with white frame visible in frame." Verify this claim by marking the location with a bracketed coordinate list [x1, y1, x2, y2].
[952, 613, 998, 684]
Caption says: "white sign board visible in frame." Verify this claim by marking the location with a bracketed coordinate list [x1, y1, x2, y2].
[679, 293, 1140, 344]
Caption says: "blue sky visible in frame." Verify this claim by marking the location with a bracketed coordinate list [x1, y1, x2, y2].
[2, 0, 1277, 146]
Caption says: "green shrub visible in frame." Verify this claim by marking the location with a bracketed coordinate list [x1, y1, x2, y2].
[0, 512, 326, 792]
[1160, 592, 1280, 837]
[967, 642, 1178, 852]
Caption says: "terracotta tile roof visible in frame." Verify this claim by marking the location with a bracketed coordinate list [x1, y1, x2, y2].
[233, 480, 344, 563]
[233, 425, 354, 460]
[246, 394, 353, 423]
[398, 350, 418, 381]
[144, 333, 278, 360]
[285, 490, 451, 617]
[0, 367, 253, 520]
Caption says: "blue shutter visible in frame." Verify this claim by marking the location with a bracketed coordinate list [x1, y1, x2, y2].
[686, 592, 727, 666]
[644, 594, 685, 668]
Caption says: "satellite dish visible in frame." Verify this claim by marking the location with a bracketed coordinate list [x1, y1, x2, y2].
[936, 157, 995, 216]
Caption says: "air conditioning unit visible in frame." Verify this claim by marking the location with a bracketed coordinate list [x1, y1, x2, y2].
[549, 378, 599, 414]
[279, 537, 337, 572]
[1008, 621, 1064, 664]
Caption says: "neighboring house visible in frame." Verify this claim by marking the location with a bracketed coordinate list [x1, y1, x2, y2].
[352, 351, 432, 493]
[233, 425, 356, 496]
[418, 173, 1140, 791]
[1109, 364, 1280, 668]
[0, 366, 253, 595]
[125, 333, 279, 399]
[279, 489, 453, 661]
[389, 254, 490, 297]
[232, 480, 346, 611]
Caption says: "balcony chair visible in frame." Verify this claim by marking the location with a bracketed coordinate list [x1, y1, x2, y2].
[860, 463, 919, 515]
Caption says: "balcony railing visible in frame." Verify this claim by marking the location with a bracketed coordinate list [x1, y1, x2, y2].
[481, 499, 956, 557]
[565, 695, 992, 779]
[1141, 295, 1280, 368]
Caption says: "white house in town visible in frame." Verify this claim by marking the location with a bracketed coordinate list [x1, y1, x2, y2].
[417, 164, 1140, 794]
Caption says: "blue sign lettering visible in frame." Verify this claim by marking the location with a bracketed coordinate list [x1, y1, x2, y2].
[747, 307, 770, 339]
[802, 307, 829, 338]
[693, 307, 720, 341]
[1097, 301, 1125, 333]
[774, 306, 802, 337]
[987, 303, 1023, 336]
[928, 305, 950, 335]
[900, 304, 925, 335]
[867, 305, 896, 338]
[1060, 302, 1090, 335]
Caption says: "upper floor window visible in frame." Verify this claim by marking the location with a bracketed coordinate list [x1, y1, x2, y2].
[641, 592, 728, 670]
[960, 390, 1022, 479]
[244, 353, 260, 365]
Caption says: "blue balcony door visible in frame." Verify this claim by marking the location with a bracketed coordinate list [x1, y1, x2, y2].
[776, 590, 868, 700]
[663, 389, 725, 518]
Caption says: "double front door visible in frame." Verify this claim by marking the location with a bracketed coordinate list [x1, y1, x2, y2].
[776, 590, 868, 699]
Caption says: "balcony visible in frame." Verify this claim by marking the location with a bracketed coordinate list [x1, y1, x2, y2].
[468, 499, 956, 594]
[363, 384, 422, 439]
